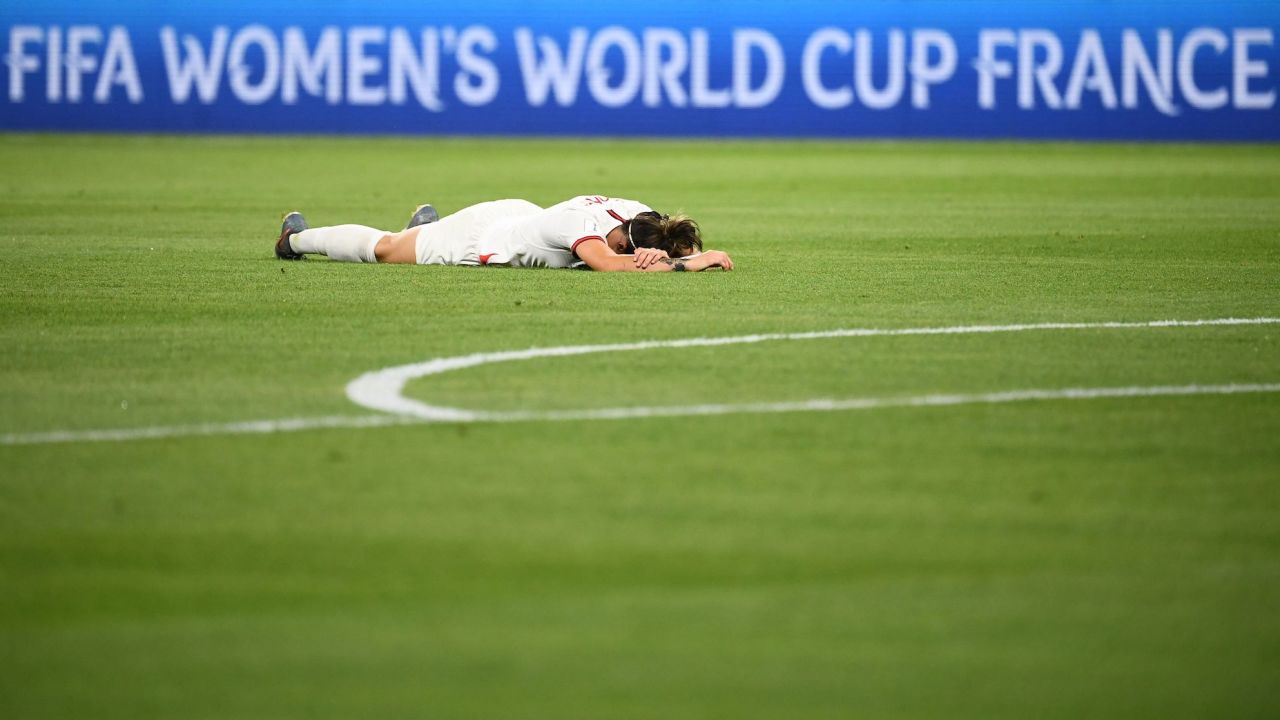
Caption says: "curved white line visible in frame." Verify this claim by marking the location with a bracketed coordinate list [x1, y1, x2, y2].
[4, 317, 1277, 446]
[3, 383, 1277, 446]
[344, 317, 1280, 421]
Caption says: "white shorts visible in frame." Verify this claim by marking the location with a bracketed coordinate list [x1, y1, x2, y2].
[414, 199, 541, 265]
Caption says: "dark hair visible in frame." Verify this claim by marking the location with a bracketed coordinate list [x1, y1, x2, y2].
[626, 211, 703, 257]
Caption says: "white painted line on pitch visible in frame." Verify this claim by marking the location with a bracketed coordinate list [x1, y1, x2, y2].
[0, 414, 412, 447]
[475, 384, 1280, 423]
[3, 317, 1277, 446]
[3, 383, 1278, 446]
[345, 316, 1280, 421]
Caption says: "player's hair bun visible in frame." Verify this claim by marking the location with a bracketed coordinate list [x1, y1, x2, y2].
[629, 211, 703, 256]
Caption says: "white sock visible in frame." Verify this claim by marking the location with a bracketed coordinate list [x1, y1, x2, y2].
[290, 225, 384, 263]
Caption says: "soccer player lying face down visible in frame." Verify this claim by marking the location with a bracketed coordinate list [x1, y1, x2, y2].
[625, 212, 704, 257]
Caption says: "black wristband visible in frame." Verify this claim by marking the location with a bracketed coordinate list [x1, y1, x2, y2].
[672, 260, 686, 272]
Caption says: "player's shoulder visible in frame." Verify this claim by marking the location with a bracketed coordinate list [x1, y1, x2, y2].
[615, 198, 652, 214]
[553, 195, 610, 208]
[541, 205, 601, 232]
[554, 195, 648, 209]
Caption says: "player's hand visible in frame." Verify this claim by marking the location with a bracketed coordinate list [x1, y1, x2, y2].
[687, 250, 733, 271]
[633, 247, 669, 270]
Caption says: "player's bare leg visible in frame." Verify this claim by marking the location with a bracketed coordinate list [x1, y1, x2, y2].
[275, 214, 392, 264]
[372, 227, 421, 264]
[275, 203, 438, 264]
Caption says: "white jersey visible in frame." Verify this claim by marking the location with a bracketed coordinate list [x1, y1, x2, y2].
[414, 195, 653, 268]
[542, 195, 654, 243]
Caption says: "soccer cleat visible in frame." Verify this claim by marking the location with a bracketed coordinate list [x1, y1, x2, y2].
[275, 211, 308, 260]
[404, 203, 439, 230]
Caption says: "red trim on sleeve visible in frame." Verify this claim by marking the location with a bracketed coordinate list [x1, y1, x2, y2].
[606, 209, 628, 223]
[571, 235, 605, 256]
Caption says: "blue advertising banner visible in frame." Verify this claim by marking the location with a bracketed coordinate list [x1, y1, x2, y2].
[2, 1, 1277, 139]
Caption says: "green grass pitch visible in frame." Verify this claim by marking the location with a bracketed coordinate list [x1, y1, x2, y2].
[2, 134, 1279, 718]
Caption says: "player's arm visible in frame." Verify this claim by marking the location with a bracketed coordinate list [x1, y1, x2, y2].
[575, 239, 734, 272]
[633, 247, 669, 269]
[574, 238, 671, 272]
[674, 251, 734, 271]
